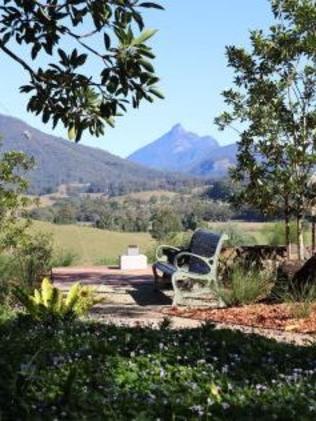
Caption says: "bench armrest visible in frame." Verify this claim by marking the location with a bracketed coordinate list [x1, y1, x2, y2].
[174, 252, 212, 273]
[156, 245, 181, 261]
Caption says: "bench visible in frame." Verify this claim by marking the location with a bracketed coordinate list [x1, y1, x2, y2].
[153, 229, 228, 306]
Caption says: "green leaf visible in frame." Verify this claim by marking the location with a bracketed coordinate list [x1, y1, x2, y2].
[139, 2, 164, 10]
[132, 29, 158, 45]
[149, 88, 164, 99]
[68, 126, 77, 141]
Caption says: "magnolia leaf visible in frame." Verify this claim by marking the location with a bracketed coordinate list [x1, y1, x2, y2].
[132, 29, 158, 45]
[68, 127, 77, 141]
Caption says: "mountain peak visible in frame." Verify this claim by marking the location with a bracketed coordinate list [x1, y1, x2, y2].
[170, 123, 185, 135]
[128, 123, 235, 175]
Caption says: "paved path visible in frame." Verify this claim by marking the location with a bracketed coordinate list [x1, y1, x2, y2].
[53, 266, 315, 345]
[53, 266, 202, 328]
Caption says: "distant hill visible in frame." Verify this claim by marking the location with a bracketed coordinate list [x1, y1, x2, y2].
[190, 143, 237, 177]
[0, 114, 196, 195]
[128, 124, 237, 177]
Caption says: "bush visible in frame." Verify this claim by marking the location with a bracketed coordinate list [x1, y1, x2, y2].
[215, 264, 273, 307]
[145, 231, 191, 263]
[0, 303, 15, 324]
[0, 254, 15, 304]
[275, 281, 316, 319]
[14, 278, 99, 322]
[150, 207, 183, 241]
[209, 223, 257, 247]
[261, 221, 309, 246]
[51, 249, 78, 267]
[94, 256, 119, 266]
[12, 232, 54, 288]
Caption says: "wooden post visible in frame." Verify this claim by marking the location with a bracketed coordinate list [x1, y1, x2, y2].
[312, 216, 316, 255]
[297, 216, 304, 261]
[284, 199, 292, 260]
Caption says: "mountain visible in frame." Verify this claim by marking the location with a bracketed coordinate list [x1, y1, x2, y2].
[190, 143, 237, 177]
[128, 124, 237, 177]
[0, 114, 195, 195]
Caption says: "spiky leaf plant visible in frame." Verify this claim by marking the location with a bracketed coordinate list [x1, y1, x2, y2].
[14, 278, 99, 321]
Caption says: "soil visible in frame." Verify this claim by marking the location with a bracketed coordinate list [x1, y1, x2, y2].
[163, 303, 316, 334]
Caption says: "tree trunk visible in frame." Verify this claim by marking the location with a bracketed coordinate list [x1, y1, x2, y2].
[285, 212, 292, 260]
[297, 216, 305, 261]
[312, 217, 316, 255]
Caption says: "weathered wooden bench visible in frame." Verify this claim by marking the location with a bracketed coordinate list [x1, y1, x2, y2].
[153, 229, 228, 306]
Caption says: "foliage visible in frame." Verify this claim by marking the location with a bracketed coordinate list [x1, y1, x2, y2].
[0, 1, 164, 141]
[203, 179, 235, 202]
[275, 281, 316, 319]
[262, 220, 309, 246]
[215, 264, 273, 307]
[150, 207, 183, 241]
[94, 256, 119, 266]
[0, 303, 14, 325]
[215, 0, 316, 259]
[30, 194, 234, 233]
[0, 320, 315, 419]
[209, 223, 257, 247]
[51, 249, 78, 268]
[0, 254, 14, 304]
[0, 147, 34, 251]
[14, 278, 98, 322]
[146, 231, 191, 263]
[53, 203, 77, 225]
[12, 232, 54, 288]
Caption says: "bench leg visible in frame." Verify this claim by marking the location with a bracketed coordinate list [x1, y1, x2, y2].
[152, 265, 159, 291]
[171, 274, 185, 306]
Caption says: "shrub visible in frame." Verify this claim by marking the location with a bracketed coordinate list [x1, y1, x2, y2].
[14, 278, 99, 322]
[0, 303, 15, 324]
[150, 207, 183, 241]
[94, 256, 119, 266]
[0, 254, 15, 304]
[12, 232, 54, 289]
[209, 223, 257, 247]
[145, 231, 191, 263]
[215, 264, 273, 307]
[51, 249, 78, 267]
[276, 282, 316, 319]
[261, 221, 309, 246]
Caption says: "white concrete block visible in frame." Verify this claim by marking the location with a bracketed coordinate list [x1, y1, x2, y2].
[120, 254, 148, 270]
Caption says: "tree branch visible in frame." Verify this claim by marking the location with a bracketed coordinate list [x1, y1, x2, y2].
[0, 43, 36, 78]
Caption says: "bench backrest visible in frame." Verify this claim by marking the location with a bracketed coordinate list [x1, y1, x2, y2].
[188, 229, 226, 274]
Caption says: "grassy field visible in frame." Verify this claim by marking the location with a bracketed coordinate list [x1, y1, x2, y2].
[30, 220, 154, 266]
[209, 221, 274, 244]
[29, 219, 311, 266]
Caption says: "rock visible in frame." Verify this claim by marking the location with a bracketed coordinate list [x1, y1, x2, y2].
[219, 246, 287, 282]
[275, 260, 304, 294]
[292, 255, 316, 292]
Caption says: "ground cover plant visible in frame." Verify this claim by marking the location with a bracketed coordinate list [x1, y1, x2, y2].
[0, 318, 315, 420]
[215, 264, 273, 307]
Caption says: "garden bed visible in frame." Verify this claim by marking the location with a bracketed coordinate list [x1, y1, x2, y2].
[163, 303, 316, 334]
[0, 316, 316, 420]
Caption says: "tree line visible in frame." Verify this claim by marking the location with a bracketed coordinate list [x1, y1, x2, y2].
[29, 194, 234, 236]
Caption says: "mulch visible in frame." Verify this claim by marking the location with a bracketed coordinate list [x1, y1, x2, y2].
[163, 303, 316, 334]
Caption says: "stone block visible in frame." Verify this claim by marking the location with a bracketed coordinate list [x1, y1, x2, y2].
[120, 254, 148, 270]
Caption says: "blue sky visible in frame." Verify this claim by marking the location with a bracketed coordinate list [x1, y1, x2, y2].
[0, 0, 273, 157]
